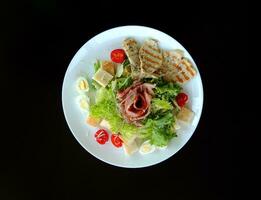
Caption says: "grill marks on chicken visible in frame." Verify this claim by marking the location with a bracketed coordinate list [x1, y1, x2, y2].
[139, 39, 163, 74]
[122, 38, 197, 83]
[162, 50, 196, 83]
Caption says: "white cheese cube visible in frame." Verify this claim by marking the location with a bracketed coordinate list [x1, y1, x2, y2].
[92, 68, 113, 87]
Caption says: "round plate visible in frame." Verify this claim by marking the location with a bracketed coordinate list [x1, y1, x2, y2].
[62, 26, 203, 168]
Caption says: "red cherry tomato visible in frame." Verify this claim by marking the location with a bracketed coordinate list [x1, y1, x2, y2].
[176, 93, 188, 107]
[95, 129, 109, 145]
[110, 49, 126, 63]
[111, 134, 123, 148]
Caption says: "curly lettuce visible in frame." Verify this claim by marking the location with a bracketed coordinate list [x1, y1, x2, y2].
[89, 87, 138, 140]
[89, 78, 179, 146]
[111, 76, 133, 92]
[141, 112, 176, 146]
[151, 98, 172, 113]
[155, 82, 181, 101]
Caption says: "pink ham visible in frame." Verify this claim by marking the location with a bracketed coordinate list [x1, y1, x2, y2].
[117, 82, 155, 126]
[117, 81, 143, 101]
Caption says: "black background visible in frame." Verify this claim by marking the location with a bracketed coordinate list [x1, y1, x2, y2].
[1, 1, 247, 199]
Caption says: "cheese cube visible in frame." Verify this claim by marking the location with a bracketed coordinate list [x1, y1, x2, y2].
[177, 107, 195, 123]
[92, 68, 113, 87]
[99, 119, 111, 130]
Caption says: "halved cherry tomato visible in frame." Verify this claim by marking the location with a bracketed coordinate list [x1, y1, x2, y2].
[176, 93, 188, 107]
[111, 134, 123, 148]
[95, 129, 109, 145]
[110, 49, 126, 63]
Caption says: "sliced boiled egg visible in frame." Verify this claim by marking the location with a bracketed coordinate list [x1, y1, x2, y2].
[76, 76, 89, 93]
[139, 140, 156, 155]
[76, 95, 89, 111]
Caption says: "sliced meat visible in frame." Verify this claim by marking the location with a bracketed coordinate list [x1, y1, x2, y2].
[129, 90, 152, 121]
[139, 39, 163, 74]
[122, 38, 140, 67]
[143, 83, 156, 95]
[117, 81, 143, 101]
[162, 50, 196, 84]
[117, 82, 155, 126]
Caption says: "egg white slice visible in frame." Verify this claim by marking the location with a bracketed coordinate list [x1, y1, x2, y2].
[139, 140, 156, 155]
[76, 95, 90, 111]
[76, 76, 89, 93]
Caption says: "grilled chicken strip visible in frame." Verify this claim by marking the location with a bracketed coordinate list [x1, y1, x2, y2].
[122, 38, 140, 67]
[139, 39, 163, 74]
[162, 50, 196, 83]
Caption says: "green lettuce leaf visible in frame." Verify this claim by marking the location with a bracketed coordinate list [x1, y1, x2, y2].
[111, 76, 133, 91]
[143, 112, 176, 146]
[141, 77, 165, 85]
[94, 60, 101, 72]
[155, 82, 181, 101]
[122, 59, 130, 68]
[90, 60, 102, 90]
[89, 87, 138, 140]
[145, 112, 176, 146]
[151, 98, 172, 113]
[89, 83, 178, 146]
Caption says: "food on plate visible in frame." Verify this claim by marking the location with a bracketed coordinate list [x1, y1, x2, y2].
[86, 116, 101, 127]
[139, 39, 163, 74]
[92, 68, 113, 87]
[101, 60, 117, 75]
[162, 50, 196, 83]
[75, 76, 89, 93]
[110, 49, 126, 63]
[123, 38, 140, 67]
[111, 134, 123, 148]
[177, 107, 195, 123]
[75, 37, 197, 155]
[75, 78, 90, 111]
[139, 140, 156, 155]
[122, 136, 139, 155]
[95, 129, 109, 144]
[175, 92, 188, 107]
[117, 81, 155, 126]
[99, 119, 112, 130]
[76, 95, 89, 111]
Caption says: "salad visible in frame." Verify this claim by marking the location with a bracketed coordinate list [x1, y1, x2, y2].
[75, 38, 196, 155]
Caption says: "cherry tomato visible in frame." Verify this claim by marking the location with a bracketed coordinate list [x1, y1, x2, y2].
[111, 134, 123, 148]
[110, 49, 126, 63]
[176, 93, 188, 107]
[95, 129, 109, 145]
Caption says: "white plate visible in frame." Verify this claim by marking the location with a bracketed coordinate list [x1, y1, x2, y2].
[62, 26, 203, 168]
